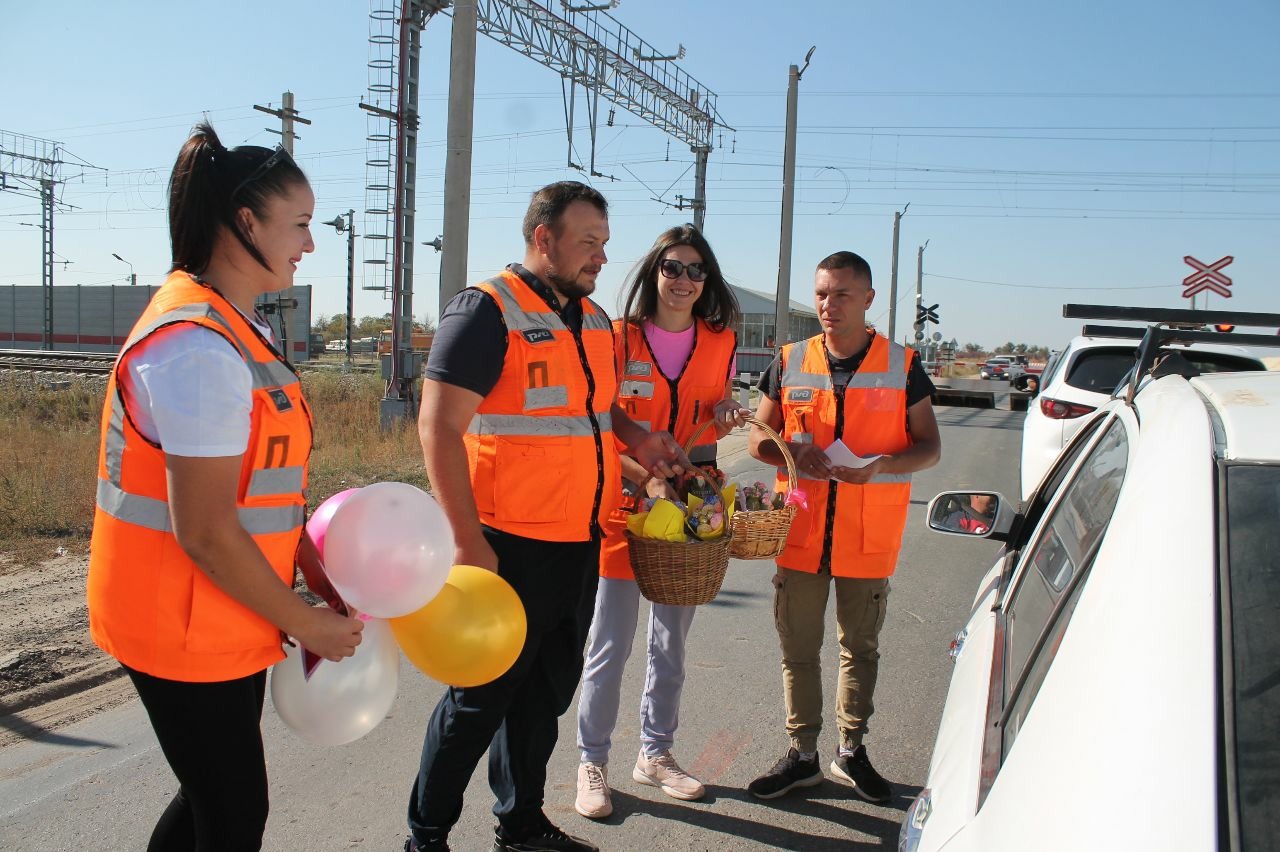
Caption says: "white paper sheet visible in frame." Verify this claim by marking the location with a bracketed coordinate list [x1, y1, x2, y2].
[824, 439, 881, 471]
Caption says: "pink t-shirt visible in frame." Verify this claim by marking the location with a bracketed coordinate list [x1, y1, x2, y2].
[642, 320, 736, 383]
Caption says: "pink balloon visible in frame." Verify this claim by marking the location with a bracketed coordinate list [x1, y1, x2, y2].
[308, 488, 360, 559]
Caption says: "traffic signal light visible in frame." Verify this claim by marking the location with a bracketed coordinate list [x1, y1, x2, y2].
[1214, 323, 1235, 333]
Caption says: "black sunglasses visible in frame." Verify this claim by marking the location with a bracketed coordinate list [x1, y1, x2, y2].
[659, 258, 708, 283]
[231, 146, 293, 199]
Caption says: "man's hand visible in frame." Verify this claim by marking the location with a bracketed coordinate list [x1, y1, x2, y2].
[792, 443, 833, 480]
[455, 531, 498, 574]
[632, 431, 692, 481]
[831, 456, 885, 485]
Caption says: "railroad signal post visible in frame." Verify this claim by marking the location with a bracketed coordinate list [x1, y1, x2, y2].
[1183, 255, 1233, 308]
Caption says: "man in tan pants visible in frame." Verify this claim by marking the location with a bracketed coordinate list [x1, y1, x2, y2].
[746, 250, 940, 803]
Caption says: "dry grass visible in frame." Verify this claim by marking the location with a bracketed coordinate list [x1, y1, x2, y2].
[0, 370, 427, 564]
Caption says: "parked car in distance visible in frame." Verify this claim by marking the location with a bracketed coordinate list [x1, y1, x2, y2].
[904, 312, 1280, 851]
[979, 357, 1013, 380]
[1018, 334, 1268, 499]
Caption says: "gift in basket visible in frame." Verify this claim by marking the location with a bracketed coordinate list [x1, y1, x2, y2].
[728, 416, 801, 560]
[623, 419, 734, 606]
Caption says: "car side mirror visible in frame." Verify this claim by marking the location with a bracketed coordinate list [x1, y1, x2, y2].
[1012, 374, 1039, 395]
[926, 491, 1014, 540]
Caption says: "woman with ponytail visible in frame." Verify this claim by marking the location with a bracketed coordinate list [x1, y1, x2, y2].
[87, 122, 363, 851]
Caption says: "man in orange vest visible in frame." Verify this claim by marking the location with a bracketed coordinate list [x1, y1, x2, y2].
[745, 250, 941, 804]
[403, 182, 688, 852]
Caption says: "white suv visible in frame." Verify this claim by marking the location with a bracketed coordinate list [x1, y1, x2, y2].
[1018, 333, 1269, 499]
[903, 309, 1280, 852]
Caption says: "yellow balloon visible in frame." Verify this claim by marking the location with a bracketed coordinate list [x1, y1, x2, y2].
[389, 564, 527, 687]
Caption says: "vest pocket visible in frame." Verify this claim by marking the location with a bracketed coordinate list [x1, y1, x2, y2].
[861, 490, 908, 554]
[185, 567, 280, 653]
[494, 436, 570, 524]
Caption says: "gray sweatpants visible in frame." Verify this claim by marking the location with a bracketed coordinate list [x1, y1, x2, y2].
[575, 576, 698, 765]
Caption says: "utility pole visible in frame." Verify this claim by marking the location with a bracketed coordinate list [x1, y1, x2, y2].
[914, 240, 929, 348]
[253, 90, 311, 155]
[253, 92, 312, 363]
[888, 202, 909, 343]
[1, 131, 101, 350]
[439, 0, 477, 322]
[322, 212, 357, 367]
[774, 46, 815, 350]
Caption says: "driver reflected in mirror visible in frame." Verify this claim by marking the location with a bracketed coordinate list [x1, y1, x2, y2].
[939, 493, 997, 534]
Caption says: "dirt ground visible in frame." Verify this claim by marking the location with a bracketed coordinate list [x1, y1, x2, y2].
[0, 550, 135, 748]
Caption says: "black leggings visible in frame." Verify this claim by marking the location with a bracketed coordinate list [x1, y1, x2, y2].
[125, 666, 270, 852]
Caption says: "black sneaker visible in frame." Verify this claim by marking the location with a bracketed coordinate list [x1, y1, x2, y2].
[831, 744, 892, 803]
[746, 747, 824, 799]
[405, 836, 450, 852]
[491, 818, 599, 852]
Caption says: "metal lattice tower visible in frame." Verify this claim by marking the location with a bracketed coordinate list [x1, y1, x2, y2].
[469, 0, 731, 224]
[362, 4, 401, 296]
[0, 131, 99, 349]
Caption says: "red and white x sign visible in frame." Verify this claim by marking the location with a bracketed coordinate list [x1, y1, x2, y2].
[1183, 255, 1233, 299]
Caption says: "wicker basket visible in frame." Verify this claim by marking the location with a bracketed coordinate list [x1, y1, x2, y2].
[625, 419, 734, 606]
[728, 416, 799, 560]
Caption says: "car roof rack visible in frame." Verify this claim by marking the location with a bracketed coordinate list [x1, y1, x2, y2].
[1063, 304, 1280, 404]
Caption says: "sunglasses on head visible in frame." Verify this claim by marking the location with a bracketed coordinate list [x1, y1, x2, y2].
[659, 258, 708, 283]
[231, 146, 293, 199]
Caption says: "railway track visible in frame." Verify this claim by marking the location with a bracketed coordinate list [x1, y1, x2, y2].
[0, 349, 116, 375]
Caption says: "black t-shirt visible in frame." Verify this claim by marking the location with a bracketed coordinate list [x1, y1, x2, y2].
[424, 264, 588, 397]
[757, 336, 936, 412]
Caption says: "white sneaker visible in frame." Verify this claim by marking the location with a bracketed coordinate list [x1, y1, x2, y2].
[632, 749, 705, 801]
[575, 761, 612, 819]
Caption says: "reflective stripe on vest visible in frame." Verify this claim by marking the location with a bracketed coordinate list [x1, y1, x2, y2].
[468, 411, 614, 437]
[96, 478, 305, 534]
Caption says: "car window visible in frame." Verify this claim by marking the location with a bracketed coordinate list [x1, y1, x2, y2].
[1064, 347, 1137, 394]
[1001, 418, 1130, 758]
[1040, 350, 1065, 387]
[1180, 351, 1265, 374]
[1223, 464, 1280, 850]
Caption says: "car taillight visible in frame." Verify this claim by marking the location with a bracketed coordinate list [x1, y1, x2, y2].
[1039, 396, 1096, 420]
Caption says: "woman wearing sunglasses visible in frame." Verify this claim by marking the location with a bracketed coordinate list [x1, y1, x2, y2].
[87, 122, 363, 850]
[574, 224, 748, 819]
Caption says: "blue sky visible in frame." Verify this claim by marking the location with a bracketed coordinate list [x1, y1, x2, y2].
[3, 0, 1278, 349]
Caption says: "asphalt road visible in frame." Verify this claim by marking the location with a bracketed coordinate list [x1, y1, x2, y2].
[0, 403, 1025, 851]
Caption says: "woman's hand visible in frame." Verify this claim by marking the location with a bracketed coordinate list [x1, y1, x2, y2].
[294, 607, 365, 662]
[455, 531, 499, 573]
[643, 476, 679, 501]
[711, 398, 751, 436]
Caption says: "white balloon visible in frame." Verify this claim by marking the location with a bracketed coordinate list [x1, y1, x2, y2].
[270, 617, 400, 747]
[321, 482, 455, 618]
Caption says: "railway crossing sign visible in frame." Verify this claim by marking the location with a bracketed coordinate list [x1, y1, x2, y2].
[1183, 255, 1233, 299]
[916, 303, 940, 325]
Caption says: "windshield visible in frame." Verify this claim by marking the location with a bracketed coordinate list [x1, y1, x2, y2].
[1223, 463, 1280, 848]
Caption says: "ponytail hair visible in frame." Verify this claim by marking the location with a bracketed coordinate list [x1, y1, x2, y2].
[168, 121, 308, 276]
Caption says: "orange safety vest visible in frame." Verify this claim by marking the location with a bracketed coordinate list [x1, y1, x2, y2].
[775, 333, 914, 578]
[463, 270, 621, 542]
[600, 319, 736, 580]
[87, 271, 312, 682]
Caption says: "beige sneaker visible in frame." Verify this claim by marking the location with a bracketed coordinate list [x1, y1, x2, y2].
[575, 761, 613, 819]
[632, 749, 705, 801]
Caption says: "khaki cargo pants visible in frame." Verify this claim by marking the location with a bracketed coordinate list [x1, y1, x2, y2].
[772, 567, 890, 753]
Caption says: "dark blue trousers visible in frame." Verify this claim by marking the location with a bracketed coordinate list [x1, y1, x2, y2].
[407, 526, 600, 842]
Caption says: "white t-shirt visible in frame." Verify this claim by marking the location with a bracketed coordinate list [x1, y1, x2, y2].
[119, 312, 277, 458]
